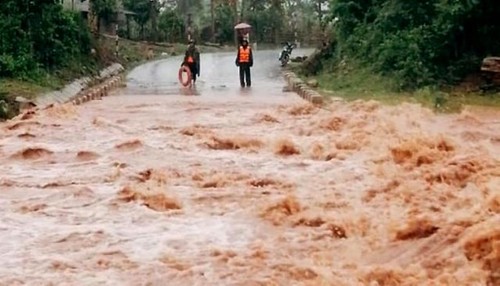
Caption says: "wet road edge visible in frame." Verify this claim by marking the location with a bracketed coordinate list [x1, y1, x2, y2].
[283, 70, 325, 105]
[71, 74, 125, 106]
[16, 64, 126, 116]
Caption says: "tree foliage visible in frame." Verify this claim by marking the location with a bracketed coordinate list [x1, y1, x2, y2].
[329, 0, 500, 89]
[241, 0, 288, 43]
[122, 0, 324, 45]
[214, 3, 236, 43]
[123, 0, 156, 39]
[0, 0, 91, 78]
[123, 0, 151, 27]
[90, 0, 117, 21]
[158, 8, 185, 42]
[175, 0, 203, 17]
[123, 0, 190, 42]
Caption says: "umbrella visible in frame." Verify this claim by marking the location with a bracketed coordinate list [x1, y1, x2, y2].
[234, 22, 252, 30]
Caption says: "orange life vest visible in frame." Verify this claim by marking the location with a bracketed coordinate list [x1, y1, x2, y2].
[239, 46, 251, 63]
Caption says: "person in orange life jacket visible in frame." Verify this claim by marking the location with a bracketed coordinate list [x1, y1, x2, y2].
[181, 39, 200, 84]
[235, 39, 253, 87]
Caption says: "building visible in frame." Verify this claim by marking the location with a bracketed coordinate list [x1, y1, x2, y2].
[62, 0, 136, 36]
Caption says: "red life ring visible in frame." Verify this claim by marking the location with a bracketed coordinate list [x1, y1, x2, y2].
[178, 65, 192, 87]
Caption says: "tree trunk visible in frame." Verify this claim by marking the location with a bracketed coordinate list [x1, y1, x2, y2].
[88, 0, 99, 36]
[211, 0, 215, 42]
[150, 0, 158, 42]
[126, 16, 131, 39]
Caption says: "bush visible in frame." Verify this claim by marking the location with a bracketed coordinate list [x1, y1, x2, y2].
[0, 1, 91, 79]
[328, 0, 500, 89]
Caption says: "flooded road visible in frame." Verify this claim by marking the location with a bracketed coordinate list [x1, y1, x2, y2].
[125, 49, 301, 96]
[0, 50, 499, 285]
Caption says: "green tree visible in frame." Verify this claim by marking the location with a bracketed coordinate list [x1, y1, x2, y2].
[176, 0, 203, 16]
[241, 0, 287, 43]
[329, 0, 500, 89]
[214, 3, 235, 43]
[90, 0, 117, 21]
[123, 0, 152, 39]
[0, 0, 91, 78]
[158, 8, 185, 42]
[123, 0, 151, 39]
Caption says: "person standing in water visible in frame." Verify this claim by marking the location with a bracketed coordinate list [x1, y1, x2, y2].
[235, 39, 253, 88]
[181, 39, 200, 85]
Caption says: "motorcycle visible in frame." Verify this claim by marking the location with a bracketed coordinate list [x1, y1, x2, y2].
[279, 42, 296, 67]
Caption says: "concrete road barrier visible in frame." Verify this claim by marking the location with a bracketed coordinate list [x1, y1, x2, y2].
[34, 63, 125, 110]
[282, 70, 324, 105]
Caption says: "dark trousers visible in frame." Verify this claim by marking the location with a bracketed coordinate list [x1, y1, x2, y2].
[239, 64, 251, 87]
[187, 63, 198, 82]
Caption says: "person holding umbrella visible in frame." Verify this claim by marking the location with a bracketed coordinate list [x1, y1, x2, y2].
[235, 38, 253, 88]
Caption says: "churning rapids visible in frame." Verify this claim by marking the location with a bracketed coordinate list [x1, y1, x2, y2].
[0, 51, 499, 286]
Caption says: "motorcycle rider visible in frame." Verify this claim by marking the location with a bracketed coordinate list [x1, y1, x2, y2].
[181, 39, 200, 85]
[235, 39, 253, 88]
[283, 41, 293, 51]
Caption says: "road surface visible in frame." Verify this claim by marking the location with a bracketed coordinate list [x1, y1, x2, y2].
[0, 49, 499, 285]
[125, 49, 306, 96]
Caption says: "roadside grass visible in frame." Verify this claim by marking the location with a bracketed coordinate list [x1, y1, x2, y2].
[291, 62, 500, 113]
[0, 79, 54, 100]
[0, 53, 102, 101]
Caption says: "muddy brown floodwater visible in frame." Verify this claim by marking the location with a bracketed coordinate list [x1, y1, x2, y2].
[0, 52, 499, 286]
